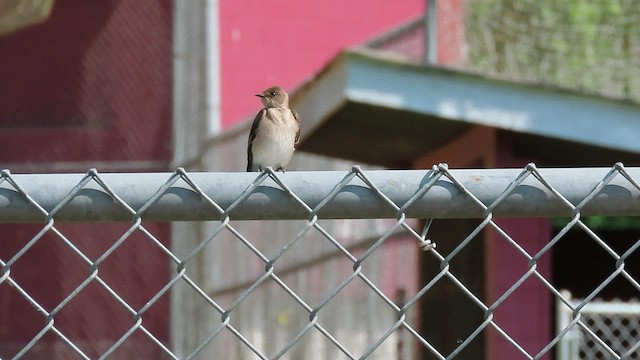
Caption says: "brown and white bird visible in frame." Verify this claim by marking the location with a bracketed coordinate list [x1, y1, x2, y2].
[247, 86, 300, 172]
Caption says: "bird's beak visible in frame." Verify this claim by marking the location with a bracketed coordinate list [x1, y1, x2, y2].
[255, 94, 264, 98]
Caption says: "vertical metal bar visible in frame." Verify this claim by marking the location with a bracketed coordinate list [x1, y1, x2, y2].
[204, 0, 221, 136]
[425, 0, 438, 65]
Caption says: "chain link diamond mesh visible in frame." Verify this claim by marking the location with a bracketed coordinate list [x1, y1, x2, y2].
[1, 163, 640, 359]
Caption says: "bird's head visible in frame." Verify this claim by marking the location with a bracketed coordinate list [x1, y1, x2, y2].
[256, 86, 289, 108]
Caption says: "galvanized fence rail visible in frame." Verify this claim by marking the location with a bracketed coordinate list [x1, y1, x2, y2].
[1, 163, 640, 359]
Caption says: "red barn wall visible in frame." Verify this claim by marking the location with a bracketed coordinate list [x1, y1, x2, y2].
[219, 0, 424, 128]
[0, 1, 173, 358]
[0, 0, 173, 168]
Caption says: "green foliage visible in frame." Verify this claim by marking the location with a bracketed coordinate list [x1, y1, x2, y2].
[465, 0, 640, 101]
[552, 216, 640, 230]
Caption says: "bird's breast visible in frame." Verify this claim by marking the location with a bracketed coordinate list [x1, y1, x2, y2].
[252, 108, 298, 161]
[262, 109, 298, 138]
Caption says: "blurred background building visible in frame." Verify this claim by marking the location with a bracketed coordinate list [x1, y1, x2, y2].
[1, 0, 639, 359]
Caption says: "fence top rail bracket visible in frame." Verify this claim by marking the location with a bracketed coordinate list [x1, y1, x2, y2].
[0, 166, 638, 223]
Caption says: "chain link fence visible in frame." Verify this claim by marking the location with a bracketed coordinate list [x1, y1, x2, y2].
[1, 163, 640, 359]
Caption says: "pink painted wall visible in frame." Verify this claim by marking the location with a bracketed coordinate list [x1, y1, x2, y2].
[219, 0, 424, 128]
[486, 218, 552, 360]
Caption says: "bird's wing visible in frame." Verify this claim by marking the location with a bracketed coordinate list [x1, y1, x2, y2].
[247, 109, 266, 172]
[292, 109, 301, 146]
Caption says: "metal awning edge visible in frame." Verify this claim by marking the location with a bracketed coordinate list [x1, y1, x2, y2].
[292, 48, 640, 155]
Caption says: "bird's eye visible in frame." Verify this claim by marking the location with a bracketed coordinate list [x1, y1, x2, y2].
[271, 92, 276, 96]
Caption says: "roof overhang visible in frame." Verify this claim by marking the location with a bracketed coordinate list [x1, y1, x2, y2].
[0, 0, 54, 35]
[291, 49, 640, 167]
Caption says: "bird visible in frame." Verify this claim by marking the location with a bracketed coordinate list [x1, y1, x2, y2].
[247, 86, 300, 172]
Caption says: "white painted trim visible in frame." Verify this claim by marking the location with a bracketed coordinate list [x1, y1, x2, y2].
[204, 0, 221, 136]
[172, 0, 221, 167]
